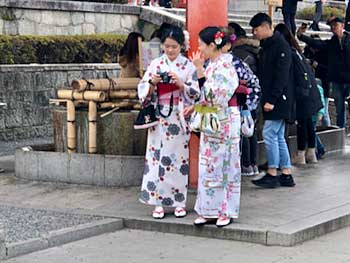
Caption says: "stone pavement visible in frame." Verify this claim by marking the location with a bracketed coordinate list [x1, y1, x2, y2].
[1, 139, 350, 259]
[5, 227, 350, 263]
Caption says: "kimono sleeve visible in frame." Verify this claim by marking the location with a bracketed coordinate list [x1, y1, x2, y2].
[209, 60, 239, 106]
[137, 59, 157, 103]
[182, 61, 200, 103]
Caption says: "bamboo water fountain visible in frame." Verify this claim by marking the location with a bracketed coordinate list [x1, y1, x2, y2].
[50, 77, 143, 154]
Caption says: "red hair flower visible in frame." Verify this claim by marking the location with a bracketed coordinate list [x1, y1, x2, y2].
[214, 31, 224, 45]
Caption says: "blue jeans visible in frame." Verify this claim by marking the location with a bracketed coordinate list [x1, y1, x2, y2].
[263, 120, 292, 169]
[332, 83, 350, 128]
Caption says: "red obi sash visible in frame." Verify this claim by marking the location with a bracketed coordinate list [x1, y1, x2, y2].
[157, 83, 179, 96]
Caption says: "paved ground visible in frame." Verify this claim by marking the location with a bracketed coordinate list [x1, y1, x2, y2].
[5, 227, 350, 263]
[1, 141, 350, 245]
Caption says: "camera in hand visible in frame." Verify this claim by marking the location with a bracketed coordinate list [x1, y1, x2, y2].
[159, 71, 171, 84]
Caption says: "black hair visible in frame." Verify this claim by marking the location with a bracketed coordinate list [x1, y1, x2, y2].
[119, 32, 144, 63]
[228, 22, 247, 38]
[274, 23, 302, 54]
[160, 25, 185, 46]
[249, 12, 272, 28]
[199, 26, 227, 50]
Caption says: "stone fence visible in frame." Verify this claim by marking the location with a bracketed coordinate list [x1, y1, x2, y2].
[0, 63, 120, 141]
[0, 0, 139, 35]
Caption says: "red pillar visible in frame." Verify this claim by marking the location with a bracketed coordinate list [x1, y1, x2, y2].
[186, 1, 228, 189]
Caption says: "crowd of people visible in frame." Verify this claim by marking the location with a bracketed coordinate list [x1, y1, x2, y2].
[123, 4, 350, 228]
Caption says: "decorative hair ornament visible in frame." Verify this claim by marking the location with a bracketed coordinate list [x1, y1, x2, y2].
[214, 31, 224, 45]
[229, 33, 237, 46]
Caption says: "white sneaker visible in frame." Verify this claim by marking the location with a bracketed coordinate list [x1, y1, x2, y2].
[152, 206, 164, 219]
[174, 207, 187, 218]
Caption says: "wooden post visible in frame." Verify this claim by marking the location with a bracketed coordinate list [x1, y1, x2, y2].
[88, 101, 97, 154]
[66, 100, 76, 154]
[186, 0, 228, 189]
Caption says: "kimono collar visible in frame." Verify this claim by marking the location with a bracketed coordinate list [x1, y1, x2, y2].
[161, 53, 185, 67]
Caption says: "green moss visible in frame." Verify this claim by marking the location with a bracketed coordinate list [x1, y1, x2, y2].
[296, 6, 345, 21]
[0, 34, 127, 64]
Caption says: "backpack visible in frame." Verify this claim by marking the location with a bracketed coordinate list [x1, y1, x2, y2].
[292, 49, 317, 99]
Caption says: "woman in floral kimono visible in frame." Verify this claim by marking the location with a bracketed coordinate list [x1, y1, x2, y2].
[138, 25, 200, 219]
[185, 26, 241, 227]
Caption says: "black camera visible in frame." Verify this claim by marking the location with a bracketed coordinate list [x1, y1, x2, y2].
[159, 71, 171, 84]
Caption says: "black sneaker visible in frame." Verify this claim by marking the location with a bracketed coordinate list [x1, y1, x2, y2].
[279, 174, 296, 187]
[251, 173, 279, 188]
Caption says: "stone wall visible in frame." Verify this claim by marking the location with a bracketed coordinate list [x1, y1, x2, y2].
[0, 0, 140, 35]
[0, 64, 120, 141]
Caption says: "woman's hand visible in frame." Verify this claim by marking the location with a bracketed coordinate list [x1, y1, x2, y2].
[151, 74, 162, 86]
[190, 50, 204, 70]
[169, 72, 185, 91]
[183, 105, 195, 117]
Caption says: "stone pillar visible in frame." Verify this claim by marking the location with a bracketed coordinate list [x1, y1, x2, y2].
[186, 1, 228, 188]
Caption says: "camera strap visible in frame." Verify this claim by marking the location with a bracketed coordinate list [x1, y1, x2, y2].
[157, 83, 175, 118]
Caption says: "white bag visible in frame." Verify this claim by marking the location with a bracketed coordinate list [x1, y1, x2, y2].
[241, 110, 254, 137]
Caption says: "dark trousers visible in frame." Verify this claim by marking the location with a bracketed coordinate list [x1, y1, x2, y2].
[241, 131, 258, 167]
[283, 13, 296, 35]
[311, 1, 323, 30]
[297, 117, 316, 150]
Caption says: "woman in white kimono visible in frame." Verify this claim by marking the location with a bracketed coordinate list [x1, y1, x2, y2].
[138, 25, 200, 219]
[185, 26, 241, 227]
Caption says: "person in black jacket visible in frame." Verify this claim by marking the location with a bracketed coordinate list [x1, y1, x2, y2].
[249, 13, 295, 188]
[228, 22, 260, 74]
[282, 0, 300, 35]
[303, 34, 331, 126]
[275, 23, 323, 165]
[297, 17, 350, 128]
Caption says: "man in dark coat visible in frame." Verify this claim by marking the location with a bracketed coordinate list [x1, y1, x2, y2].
[298, 17, 350, 128]
[249, 13, 295, 188]
[282, 0, 300, 35]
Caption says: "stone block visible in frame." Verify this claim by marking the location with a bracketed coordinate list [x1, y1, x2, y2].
[24, 10, 41, 23]
[104, 155, 123, 187]
[3, 20, 18, 35]
[18, 20, 37, 35]
[15, 150, 39, 180]
[37, 151, 69, 183]
[105, 14, 120, 33]
[71, 12, 84, 25]
[120, 156, 144, 187]
[69, 153, 105, 186]
[46, 219, 123, 248]
[5, 108, 22, 128]
[84, 13, 96, 24]
[41, 10, 71, 26]
[6, 238, 49, 259]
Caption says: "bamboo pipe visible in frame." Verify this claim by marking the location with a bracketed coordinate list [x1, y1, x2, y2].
[71, 78, 140, 91]
[88, 101, 97, 154]
[66, 100, 76, 154]
[98, 101, 135, 109]
[57, 90, 106, 102]
[109, 90, 137, 99]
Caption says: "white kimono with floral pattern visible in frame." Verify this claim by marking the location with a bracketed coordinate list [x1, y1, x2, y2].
[194, 54, 241, 219]
[138, 54, 200, 208]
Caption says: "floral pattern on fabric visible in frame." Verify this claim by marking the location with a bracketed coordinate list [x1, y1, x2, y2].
[138, 54, 200, 208]
[194, 54, 242, 219]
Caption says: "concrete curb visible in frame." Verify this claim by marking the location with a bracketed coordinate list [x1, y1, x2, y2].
[124, 217, 268, 245]
[4, 218, 123, 260]
[123, 204, 350, 247]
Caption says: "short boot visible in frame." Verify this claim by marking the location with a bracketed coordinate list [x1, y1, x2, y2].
[293, 150, 306, 165]
[306, 148, 318, 163]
